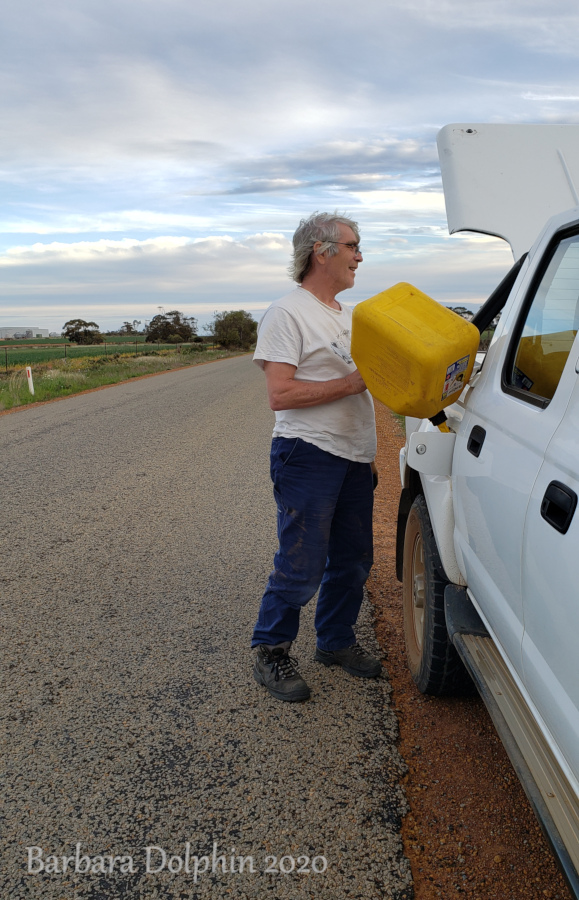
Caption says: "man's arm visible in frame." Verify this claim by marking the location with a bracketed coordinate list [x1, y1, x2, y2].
[264, 360, 367, 411]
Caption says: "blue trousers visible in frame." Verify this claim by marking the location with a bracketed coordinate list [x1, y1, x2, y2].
[252, 437, 374, 651]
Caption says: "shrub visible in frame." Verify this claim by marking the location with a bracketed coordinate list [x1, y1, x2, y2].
[184, 344, 207, 354]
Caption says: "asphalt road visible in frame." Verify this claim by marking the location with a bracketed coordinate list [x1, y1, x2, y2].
[0, 355, 412, 900]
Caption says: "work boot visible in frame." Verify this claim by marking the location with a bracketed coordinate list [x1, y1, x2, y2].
[315, 643, 382, 678]
[253, 644, 311, 702]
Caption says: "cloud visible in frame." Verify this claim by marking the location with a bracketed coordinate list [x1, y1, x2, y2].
[236, 138, 439, 177]
[215, 137, 440, 195]
[523, 93, 579, 101]
[223, 179, 309, 196]
[0, 230, 294, 329]
[0, 233, 293, 316]
[1, 0, 574, 176]
[1, 237, 191, 265]
[401, 0, 579, 53]
[354, 190, 445, 214]
[0, 212, 222, 237]
[0, 225, 514, 335]
[0, 0, 575, 331]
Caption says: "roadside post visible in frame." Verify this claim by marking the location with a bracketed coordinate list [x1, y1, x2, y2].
[26, 366, 34, 395]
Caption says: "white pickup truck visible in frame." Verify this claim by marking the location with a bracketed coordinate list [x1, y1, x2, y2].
[397, 124, 579, 895]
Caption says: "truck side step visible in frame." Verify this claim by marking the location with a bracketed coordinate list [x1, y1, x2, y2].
[444, 584, 579, 900]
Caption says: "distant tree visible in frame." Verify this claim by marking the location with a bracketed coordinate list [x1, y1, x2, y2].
[62, 319, 104, 344]
[478, 312, 502, 351]
[120, 319, 142, 335]
[146, 310, 197, 343]
[210, 310, 258, 349]
[449, 306, 474, 320]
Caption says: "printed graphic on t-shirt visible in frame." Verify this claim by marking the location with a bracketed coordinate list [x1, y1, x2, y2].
[330, 329, 353, 365]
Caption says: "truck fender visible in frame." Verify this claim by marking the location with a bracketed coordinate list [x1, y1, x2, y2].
[422, 474, 466, 586]
[398, 425, 466, 586]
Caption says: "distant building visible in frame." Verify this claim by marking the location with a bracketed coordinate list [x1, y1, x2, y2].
[0, 327, 50, 339]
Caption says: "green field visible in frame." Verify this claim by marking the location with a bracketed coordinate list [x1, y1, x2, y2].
[0, 335, 160, 347]
[0, 341, 205, 369]
[0, 337, 66, 346]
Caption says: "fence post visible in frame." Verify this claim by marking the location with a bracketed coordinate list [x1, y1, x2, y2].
[64, 343, 67, 359]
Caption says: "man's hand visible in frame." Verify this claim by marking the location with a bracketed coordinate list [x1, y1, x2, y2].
[346, 369, 368, 396]
[264, 361, 368, 411]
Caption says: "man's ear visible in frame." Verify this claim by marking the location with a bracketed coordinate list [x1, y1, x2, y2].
[312, 241, 325, 264]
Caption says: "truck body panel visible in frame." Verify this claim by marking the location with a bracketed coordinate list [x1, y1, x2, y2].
[398, 124, 579, 894]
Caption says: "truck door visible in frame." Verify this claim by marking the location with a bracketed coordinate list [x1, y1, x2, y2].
[521, 353, 579, 781]
[452, 228, 579, 679]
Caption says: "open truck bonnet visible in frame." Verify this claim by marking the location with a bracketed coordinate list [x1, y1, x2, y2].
[438, 123, 579, 260]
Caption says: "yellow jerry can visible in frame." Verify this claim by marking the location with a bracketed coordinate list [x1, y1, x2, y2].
[351, 283, 481, 419]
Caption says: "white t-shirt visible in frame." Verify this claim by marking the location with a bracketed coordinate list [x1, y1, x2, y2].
[254, 287, 376, 463]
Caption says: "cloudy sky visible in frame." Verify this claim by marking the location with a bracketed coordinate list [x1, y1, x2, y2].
[2, 0, 578, 333]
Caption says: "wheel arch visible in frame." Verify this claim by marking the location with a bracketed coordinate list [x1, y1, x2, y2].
[396, 468, 465, 586]
[422, 475, 466, 586]
[396, 468, 422, 581]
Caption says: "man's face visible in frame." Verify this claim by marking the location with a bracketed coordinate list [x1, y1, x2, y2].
[322, 223, 362, 293]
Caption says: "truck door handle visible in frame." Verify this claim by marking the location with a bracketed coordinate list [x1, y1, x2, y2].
[540, 481, 578, 534]
[467, 425, 486, 458]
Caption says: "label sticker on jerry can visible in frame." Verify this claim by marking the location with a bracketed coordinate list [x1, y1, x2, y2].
[441, 354, 470, 401]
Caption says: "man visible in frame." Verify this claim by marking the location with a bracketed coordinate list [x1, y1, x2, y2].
[251, 211, 381, 702]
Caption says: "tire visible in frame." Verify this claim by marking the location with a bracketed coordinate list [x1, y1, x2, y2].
[402, 494, 472, 696]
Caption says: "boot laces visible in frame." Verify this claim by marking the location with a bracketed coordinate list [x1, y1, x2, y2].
[268, 648, 300, 682]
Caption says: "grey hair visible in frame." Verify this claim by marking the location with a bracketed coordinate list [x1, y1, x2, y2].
[289, 211, 360, 283]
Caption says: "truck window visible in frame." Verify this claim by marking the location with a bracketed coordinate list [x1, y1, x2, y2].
[505, 233, 579, 403]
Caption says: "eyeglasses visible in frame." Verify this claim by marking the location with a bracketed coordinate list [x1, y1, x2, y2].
[329, 241, 363, 255]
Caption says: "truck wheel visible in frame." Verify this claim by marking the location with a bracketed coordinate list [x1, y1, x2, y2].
[402, 494, 472, 696]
